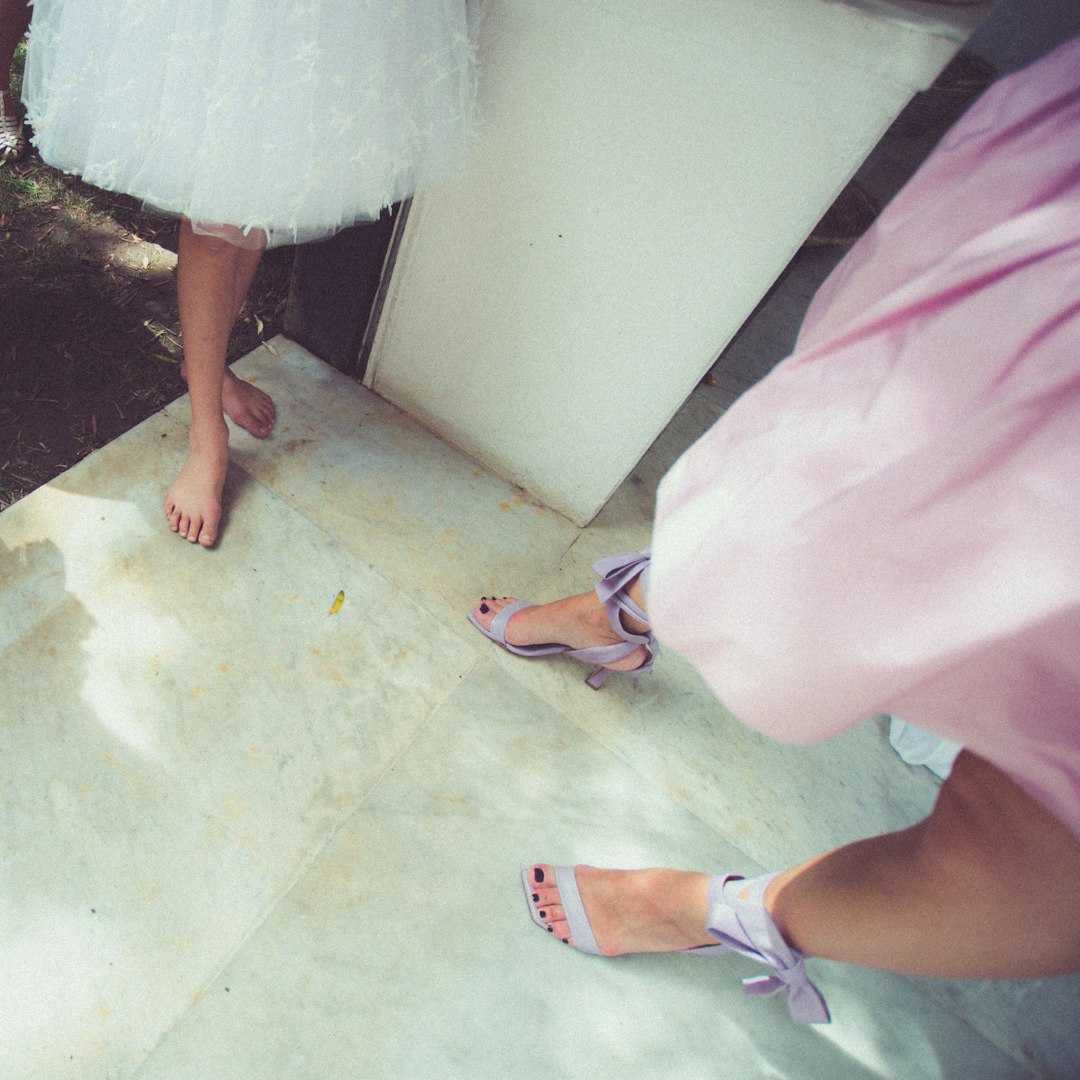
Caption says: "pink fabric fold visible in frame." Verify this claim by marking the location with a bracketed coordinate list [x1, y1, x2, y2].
[649, 37, 1080, 839]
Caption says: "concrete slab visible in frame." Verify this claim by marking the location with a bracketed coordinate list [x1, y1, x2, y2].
[2, 338, 1077, 1078]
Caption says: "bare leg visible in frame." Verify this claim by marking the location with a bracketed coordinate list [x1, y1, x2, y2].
[767, 750, 1080, 978]
[179, 234, 276, 438]
[472, 576, 650, 676]
[527, 751, 1080, 979]
[165, 220, 264, 547]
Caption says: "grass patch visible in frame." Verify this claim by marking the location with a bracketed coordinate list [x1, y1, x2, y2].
[0, 167, 65, 212]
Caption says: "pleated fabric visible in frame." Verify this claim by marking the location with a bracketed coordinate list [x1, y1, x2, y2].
[24, 0, 476, 246]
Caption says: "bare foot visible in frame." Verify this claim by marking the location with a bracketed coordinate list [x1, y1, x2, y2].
[471, 591, 649, 675]
[523, 865, 714, 955]
[164, 421, 229, 547]
[221, 368, 276, 438]
[181, 361, 276, 438]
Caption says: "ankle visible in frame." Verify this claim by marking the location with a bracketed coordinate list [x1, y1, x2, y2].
[587, 590, 648, 637]
[189, 417, 229, 452]
[580, 592, 619, 636]
[618, 609, 650, 637]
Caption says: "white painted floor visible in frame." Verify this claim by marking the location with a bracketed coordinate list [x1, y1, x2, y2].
[4, 323, 1079, 1078]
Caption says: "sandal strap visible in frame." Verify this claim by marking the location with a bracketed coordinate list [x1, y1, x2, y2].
[592, 549, 657, 664]
[0, 112, 25, 159]
[566, 638, 648, 668]
[704, 873, 830, 1024]
[552, 865, 602, 954]
[488, 599, 534, 645]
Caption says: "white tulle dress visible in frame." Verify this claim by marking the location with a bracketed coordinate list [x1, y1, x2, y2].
[23, 0, 476, 247]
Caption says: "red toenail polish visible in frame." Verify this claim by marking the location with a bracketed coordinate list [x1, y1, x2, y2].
[479, 604, 490, 614]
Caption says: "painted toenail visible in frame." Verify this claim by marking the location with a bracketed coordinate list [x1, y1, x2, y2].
[562, 938, 569, 944]
[532, 893, 539, 902]
[479, 603, 490, 614]
[534, 868, 545, 883]
[538, 911, 546, 918]
[547, 926, 554, 933]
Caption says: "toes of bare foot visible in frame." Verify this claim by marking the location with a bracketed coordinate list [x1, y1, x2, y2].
[173, 511, 217, 547]
[222, 371, 276, 439]
[164, 430, 227, 549]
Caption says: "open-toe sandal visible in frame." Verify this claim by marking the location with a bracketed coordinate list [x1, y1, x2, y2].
[521, 864, 830, 1025]
[468, 549, 658, 688]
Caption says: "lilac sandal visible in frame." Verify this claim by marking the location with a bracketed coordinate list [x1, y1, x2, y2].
[468, 550, 657, 689]
[522, 865, 830, 1025]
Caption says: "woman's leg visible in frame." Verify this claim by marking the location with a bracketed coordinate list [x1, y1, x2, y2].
[178, 233, 276, 438]
[528, 751, 1080, 980]
[767, 749, 1080, 978]
[165, 220, 269, 547]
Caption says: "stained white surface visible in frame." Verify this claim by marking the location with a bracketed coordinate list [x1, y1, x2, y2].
[366, 0, 988, 524]
[2, 337, 1077, 1078]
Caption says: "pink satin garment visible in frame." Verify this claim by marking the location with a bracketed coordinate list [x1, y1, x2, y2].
[649, 36, 1080, 839]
